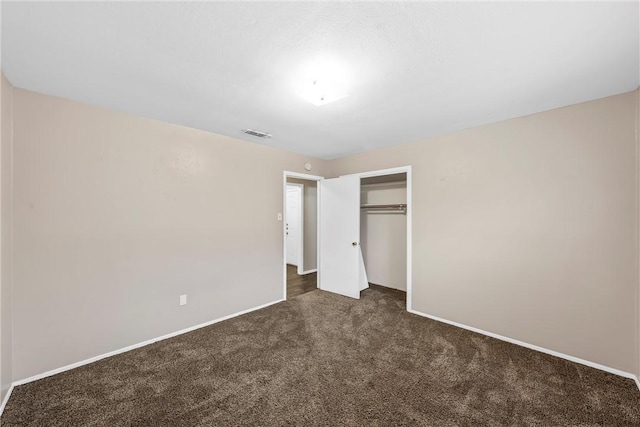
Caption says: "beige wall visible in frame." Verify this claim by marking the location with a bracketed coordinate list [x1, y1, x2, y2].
[0, 72, 13, 402]
[330, 91, 638, 374]
[361, 183, 407, 290]
[3, 82, 639, 384]
[11, 88, 328, 380]
[286, 178, 317, 272]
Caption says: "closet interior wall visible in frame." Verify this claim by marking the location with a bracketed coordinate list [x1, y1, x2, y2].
[360, 174, 407, 291]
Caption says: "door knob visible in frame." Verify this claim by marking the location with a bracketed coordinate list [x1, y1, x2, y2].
[352, 242, 358, 246]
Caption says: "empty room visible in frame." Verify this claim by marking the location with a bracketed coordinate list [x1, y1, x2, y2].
[1, 1, 640, 425]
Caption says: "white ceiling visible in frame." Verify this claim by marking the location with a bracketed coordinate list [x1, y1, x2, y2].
[2, 2, 638, 159]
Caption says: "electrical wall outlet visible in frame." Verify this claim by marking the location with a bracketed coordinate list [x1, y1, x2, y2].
[180, 294, 187, 306]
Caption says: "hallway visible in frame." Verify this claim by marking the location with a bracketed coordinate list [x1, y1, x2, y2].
[287, 264, 316, 299]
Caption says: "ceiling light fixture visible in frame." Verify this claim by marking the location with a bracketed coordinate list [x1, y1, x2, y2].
[303, 78, 348, 107]
[294, 56, 350, 107]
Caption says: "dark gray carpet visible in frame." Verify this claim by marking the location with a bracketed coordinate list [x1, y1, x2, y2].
[2, 285, 640, 426]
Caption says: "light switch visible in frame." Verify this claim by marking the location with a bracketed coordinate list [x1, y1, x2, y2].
[277, 213, 283, 221]
[180, 294, 187, 306]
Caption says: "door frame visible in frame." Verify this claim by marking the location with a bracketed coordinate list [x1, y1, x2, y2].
[340, 166, 412, 311]
[283, 171, 324, 301]
[285, 183, 304, 273]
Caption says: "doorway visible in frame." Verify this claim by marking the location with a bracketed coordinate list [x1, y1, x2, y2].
[360, 172, 408, 292]
[283, 172, 323, 300]
[285, 183, 303, 269]
[317, 166, 412, 310]
[282, 167, 411, 310]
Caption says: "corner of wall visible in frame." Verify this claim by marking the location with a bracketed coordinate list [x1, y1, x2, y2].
[0, 70, 3, 407]
[636, 86, 640, 380]
[0, 70, 14, 405]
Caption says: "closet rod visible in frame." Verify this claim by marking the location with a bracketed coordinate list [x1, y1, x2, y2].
[360, 204, 407, 210]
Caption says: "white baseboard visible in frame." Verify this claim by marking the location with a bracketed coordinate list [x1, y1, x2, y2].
[2, 300, 637, 419]
[408, 308, 640, 391]
[0, 383, 15, 416]
[299, 268, 317, 275]
[2, 298, 284, 415]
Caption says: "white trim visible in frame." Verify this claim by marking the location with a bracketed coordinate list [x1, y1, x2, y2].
[341, 166, 412, 179]
[283, 171, 324, 301]
[316, 181, 322, 291]
[344, 166, 412, 311]
[409, 308, 640, 385]
[9, 299, 283, 390]
[297, 184, 304, 274]
[0, 383, 15, 416]
[406, 168, 412, 311]
[285, 171, 324, 181]
[635, 375, 640, 392]
[285, 182, 304, 272]
[299, 268, 317, 275]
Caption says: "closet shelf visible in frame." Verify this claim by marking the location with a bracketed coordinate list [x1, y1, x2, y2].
[360, 203, 407, 213]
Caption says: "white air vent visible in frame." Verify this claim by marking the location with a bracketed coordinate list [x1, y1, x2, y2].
[242, 129, 272, 139]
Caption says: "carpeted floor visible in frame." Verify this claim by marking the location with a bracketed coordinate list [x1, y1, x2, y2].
[2, 285, 640, 426]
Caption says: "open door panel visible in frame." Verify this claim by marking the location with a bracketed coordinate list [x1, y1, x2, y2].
[319, 175, 362, 299]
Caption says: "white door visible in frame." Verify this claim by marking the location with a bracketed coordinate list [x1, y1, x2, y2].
[319, 175, 362, 299]
[286, 185, 302, 266]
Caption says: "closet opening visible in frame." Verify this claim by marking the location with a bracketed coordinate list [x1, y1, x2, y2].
[360, 172, 409, 302]
[317, 166, 412, 309]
